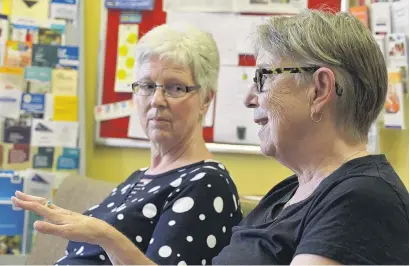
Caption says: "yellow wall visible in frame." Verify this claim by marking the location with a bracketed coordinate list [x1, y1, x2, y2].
[84, 0, 408, 196]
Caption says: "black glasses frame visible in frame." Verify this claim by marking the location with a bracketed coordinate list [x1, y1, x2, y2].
[253, 67, 343, 96]
[131, 82, 201, 98]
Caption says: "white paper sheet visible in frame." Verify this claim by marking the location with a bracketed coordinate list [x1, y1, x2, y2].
[366, 122, 379, 154]
[214, 66, 260, 145]
[371, 3, 391, 35]
[50, 0, 79, 22]
[163, 0, 234, 12]
[166, 12, 238, 65]
[31, 119, 79, 147]
[127, 94, 148, 139]
[374, 35, 386, 59]
[0, 88, 22, 119]
[203, 98, 215, 127]
[391, 0, 409, 34]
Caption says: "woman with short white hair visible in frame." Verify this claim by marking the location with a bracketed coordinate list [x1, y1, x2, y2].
[13, 9, 408, 265]
[12, 23, 242, 265]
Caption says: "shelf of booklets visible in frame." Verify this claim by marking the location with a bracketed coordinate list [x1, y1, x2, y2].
[0, 0, 86, 263]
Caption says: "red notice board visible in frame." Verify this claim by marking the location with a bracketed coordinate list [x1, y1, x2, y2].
[97, 0, 340, 145]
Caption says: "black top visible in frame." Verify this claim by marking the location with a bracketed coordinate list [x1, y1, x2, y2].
[213, 155, 409, 265]
[56, 160, 243, 265]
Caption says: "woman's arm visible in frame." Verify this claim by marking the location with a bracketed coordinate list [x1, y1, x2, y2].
[10, 191, 156, 265]
[100, 223, 156, 265]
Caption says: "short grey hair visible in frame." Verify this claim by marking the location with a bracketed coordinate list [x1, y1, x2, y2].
[134, 23, 220, 97]
[254, 9, 388, 141]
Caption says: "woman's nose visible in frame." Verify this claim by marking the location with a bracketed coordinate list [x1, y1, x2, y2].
[244, 83, 259, 108]
[150, 87, 167, 108]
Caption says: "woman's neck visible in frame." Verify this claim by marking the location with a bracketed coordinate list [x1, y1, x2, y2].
[284, 136, 369, 206]
[146, 130, 213, 175]
[285, 131, 370, 187]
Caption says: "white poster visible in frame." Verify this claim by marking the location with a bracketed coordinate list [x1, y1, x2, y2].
[50, 0, 79, 22]
[0, 88, 22, 119]
[214, 66, 260, 145]
[203, 98, 215, 127]
[166, 12, 238, 65]
[391, 0, 409, 34]
[114, 24, 139, 92]
[127, 94, 148, 139]
[371, 2, 391, 35]
[383, 68, 405, 129]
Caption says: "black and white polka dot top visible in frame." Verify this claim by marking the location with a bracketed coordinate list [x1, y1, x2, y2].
[55, 159, 243, 265]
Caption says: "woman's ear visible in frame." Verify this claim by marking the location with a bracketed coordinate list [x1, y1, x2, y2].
[311, 67, 336, 114]
[201, 90, 216, 116]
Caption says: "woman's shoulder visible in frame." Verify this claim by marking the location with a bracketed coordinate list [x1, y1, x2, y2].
[314, 156, 408, 217]
[176, 159, 236, 189]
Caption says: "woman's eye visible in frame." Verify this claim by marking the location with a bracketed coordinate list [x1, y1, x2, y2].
[143, 83, 156, 89]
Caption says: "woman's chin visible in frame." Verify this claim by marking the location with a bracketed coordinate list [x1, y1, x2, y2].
[259, 138, 276, 157]
[148, 131, 173, 144]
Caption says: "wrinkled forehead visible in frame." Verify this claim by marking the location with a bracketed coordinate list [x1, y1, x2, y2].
[135, 57, 192, 80]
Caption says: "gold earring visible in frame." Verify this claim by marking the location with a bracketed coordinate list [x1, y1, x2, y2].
[310, 110, 322, 123]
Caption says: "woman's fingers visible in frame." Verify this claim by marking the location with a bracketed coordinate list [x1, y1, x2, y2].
[34, 220, 66, 238]
[15, 190, 44, 202]
[15, 190, 58, 210]
[11, 197, 61, 223]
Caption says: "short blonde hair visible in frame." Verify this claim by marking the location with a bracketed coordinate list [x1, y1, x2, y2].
[134, 23, 220, 97]
[254, 9, 388, 141]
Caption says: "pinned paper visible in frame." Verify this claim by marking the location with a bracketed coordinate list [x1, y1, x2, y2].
[55, 147, 79, 171]
[386, 34, 408, 68]
[3, 143, 31, 170]
[114, 24, 138, 92]
[51, 69, 78, 96]
[4, 40, 32, 68]
[32, 147, 55, 169]
[31, 119, 78, 148]
[25, 66, 52, 93]
[11, 0, 50, 21]
[20, 93, 45, 116]
[128, 94, 147, 139]
[53, 95, 78, 121]
[0, 66, 25, 91]
[0, 88, 22, 119]
[3, 117, 31, 144]
[50, 0, 78, 22]
[94, 99, 136, 121]
[384, 68, 405, 129]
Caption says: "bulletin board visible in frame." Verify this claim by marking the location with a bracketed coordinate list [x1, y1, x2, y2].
[95, 0, 340, 154]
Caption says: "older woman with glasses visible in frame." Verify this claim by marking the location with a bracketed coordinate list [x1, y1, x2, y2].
[12, 23, 242, 265]
[12, 9, 408, 266]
